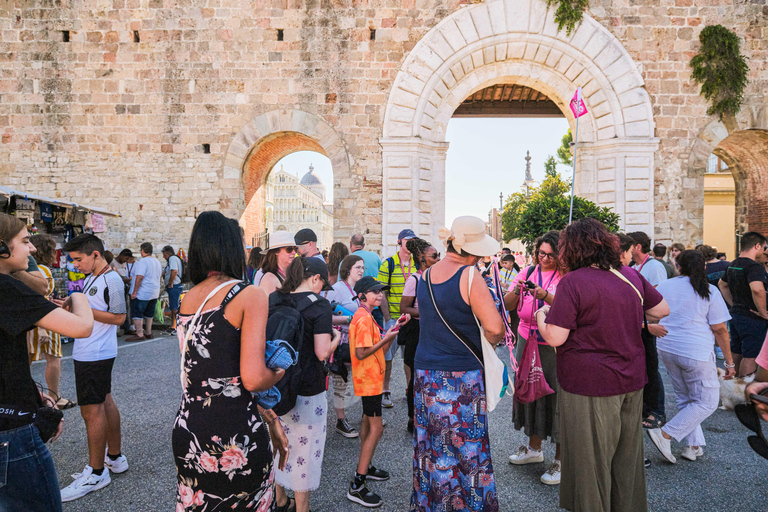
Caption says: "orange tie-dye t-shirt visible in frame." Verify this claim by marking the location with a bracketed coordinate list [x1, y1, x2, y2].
[349, 308, 385, 397]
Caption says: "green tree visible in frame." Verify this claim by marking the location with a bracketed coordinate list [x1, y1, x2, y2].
[556, 129, 573, 166]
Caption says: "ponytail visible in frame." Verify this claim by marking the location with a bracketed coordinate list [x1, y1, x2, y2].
[678, 250, 710, 300]
[279, 256, 312, 294]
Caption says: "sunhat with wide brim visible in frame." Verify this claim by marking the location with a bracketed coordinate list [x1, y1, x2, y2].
[265, 231, 297, 251]
[438, 216, 500, 257]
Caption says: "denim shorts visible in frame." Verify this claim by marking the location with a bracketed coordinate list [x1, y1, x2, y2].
[0, 425, 62, 512]
[167, 284, 183, 311]
[730, 313, 768, 358]
[131, 298, 157, 320]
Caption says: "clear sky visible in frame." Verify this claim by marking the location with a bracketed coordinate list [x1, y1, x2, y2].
[273, 117, 573, 225]
[444, 117, 571, 224]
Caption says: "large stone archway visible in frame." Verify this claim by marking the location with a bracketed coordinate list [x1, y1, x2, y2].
[381, 0, 658, 251]
[220, 109, 351, 240]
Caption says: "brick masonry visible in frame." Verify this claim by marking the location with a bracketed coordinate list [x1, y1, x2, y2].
[0, 0, 766, 255]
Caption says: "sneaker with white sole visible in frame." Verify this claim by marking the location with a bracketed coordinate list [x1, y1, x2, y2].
[104, 453, 129, 474]
[60, 465, 111, 502]
[646, 428, 676, 464]
[508, 445, 544, 465]
[381, 392, 393, 409]
[336, 418, 359, 438]
[680, 446, 704, 461]
[540, 459, 561, 485]
[347, 482, 383, 508]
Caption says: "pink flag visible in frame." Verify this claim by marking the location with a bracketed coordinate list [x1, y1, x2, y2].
[569, 87, 588, 118]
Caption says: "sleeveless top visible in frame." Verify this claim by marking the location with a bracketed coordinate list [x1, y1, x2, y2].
[414, 265, 483, 372]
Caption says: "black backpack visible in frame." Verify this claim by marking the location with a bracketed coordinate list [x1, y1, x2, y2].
[172, 255, 190, 284]
[267, 291, 319, 416]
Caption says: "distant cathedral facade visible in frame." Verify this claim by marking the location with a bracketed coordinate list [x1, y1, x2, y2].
[264, 164, 334, 251]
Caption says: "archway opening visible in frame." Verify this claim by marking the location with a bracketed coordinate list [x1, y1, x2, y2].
[241, 131, 334, 250]
[445, 82, 569, 248]
[710, 129, 768, 255]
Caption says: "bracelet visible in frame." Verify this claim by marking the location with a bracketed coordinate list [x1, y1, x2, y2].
[724, 362, 735, 368]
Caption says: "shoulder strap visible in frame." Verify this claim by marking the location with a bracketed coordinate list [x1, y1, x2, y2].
[526, 265, 535, 280]
[296, 293, 319, 313]
[609, 268, 644, 306]
[387, 256, 395, 286]
[220, 281, 249, 307]
[179, 279, 240, 388]
[425, 268, 484, 368]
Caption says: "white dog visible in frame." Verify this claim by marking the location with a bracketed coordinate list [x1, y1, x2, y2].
[717, 367, 755, 410]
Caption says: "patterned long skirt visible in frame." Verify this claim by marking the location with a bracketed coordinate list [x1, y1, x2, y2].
[411, 369, 499, 512]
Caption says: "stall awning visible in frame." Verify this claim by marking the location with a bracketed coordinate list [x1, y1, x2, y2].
[0, 186, 120, 217]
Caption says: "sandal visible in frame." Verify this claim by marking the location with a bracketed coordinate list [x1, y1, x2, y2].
[56, 398, 77, 410]
[642, 413, 664, 429]
[275, 497, 295, 512]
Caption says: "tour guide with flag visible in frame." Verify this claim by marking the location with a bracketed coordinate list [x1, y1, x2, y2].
[568, 87, 588, 224]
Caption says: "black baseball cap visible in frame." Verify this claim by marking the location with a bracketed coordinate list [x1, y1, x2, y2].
[304, 257, 333, 291]
[295, 228, 318, 245]
[354, 276, 390, 296]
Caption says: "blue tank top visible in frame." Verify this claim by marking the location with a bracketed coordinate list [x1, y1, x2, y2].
[414, 266, 483, 372]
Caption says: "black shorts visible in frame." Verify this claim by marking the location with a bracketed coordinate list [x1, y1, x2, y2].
[74, 358, 115, 406]
[361, 394, 382, 417]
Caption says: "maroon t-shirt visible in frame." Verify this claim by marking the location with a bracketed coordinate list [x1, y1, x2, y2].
[545, 266, 663, 397]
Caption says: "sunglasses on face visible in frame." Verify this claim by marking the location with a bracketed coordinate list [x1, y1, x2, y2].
[282, 247, 297, 254]
[366, 289, 384, 296]
[426, 252, 440, 259]
[736, 397, 768, 461]
[538, 250, 556, 260]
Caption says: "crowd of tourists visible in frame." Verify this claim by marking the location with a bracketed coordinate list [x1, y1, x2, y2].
[1, 208, 767, 512]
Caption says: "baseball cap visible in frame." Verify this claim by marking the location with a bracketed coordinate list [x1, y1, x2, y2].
[295, 228, 318, 245]
[398, 229, 416, 241]
[304, 257, 333, 291]
[354, 276, 390, 296]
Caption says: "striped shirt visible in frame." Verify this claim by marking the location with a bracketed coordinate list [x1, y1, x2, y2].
[378, 251, 416, 317]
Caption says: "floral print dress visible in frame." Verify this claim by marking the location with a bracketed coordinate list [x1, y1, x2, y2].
[173, 282, 275, 511]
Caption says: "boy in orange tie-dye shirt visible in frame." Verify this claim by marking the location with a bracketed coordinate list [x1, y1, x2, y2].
[347, 277, 410, 508]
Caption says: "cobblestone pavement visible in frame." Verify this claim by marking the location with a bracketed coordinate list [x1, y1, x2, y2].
[33, 334, 766, 512]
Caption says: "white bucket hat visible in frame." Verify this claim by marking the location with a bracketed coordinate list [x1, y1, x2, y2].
[265, 231, 297, 251]
[439, 216, 500, 257]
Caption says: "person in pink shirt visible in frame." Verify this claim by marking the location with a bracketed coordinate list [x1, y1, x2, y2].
[503, 230, 564, 484]
[748, 333, 768, 421]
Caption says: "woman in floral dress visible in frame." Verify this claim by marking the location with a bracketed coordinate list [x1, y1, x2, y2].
[173, 211, 288, 511]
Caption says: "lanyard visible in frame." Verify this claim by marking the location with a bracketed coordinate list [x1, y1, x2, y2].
[398, 253, 412, 281]
[126, 262, 133, 278]
[359, 302, 384, 333]
[536, 266, 557, 310]
[343, 280, 357, 301]
[83, 265, 112, 296]
[637, 255, 651, 272]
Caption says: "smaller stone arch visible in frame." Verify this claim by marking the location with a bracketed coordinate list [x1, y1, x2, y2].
[220, 109, 351, 241]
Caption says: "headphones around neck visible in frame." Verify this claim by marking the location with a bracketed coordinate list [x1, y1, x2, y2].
[0, 240, 10, 259]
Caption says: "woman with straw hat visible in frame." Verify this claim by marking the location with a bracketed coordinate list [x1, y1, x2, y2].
[256, 231, 298, 295]
[411, 216, 505, 511]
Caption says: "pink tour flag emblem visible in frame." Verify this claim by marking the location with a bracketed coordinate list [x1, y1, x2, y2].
[569, 87, 588, 118]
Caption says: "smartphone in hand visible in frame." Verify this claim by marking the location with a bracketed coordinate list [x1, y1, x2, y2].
[391, 314, 408, 333]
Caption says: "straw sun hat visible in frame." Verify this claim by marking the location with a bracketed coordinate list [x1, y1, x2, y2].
[438, 216, 500, 257]
[265, 231, 297, 251]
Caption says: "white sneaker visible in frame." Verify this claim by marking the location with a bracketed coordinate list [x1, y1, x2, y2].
[60, 465, 111, 502]
[382, 392, 393, 408]
[680, 446, 704, 461]
[540, 459, 561, 485]
[104, 454, 129, 474]
[508, 445, 544, 465]
[646, 428, 676, 464]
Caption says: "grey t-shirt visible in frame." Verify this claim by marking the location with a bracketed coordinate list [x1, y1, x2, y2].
[164, 255, 182, 287]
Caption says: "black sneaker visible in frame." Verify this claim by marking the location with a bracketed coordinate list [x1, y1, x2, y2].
[366, 465, 390, 481]
[336, 418, 359, 438]
[644, 458, 651, 468]
[347, 482, 382, 508]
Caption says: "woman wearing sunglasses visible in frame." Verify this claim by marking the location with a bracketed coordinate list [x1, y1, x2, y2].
[257, 231, 298, 295]
[503, 230, 564, 485]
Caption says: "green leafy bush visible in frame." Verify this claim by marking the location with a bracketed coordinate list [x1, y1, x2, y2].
[546, 0, 590, 35]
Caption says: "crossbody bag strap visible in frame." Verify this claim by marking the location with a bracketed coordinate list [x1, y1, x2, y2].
[179, 279, 240, 387]
[609, 268, 644, 306]
[425, 267, 484, 368]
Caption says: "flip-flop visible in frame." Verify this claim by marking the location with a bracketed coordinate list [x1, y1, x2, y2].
[56, 398, 77, 410]
[642, 414, 664, 429]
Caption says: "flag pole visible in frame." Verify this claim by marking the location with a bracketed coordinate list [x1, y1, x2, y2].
[568, 87, 582, 225]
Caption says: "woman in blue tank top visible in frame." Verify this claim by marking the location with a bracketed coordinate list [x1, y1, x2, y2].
[411, 216, 504, 512]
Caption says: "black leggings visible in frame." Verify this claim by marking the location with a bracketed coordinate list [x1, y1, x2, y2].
[641, 329, 666, 418]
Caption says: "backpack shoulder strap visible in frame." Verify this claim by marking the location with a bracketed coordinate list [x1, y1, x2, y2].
[296, 293, 320, 313]
[387, 256, 395, 286]
[526, 265, 535, 280]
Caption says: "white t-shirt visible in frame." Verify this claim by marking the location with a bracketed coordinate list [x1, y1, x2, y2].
[164, 255, 182, 287]
[134, 256, 162, 300]
[638, 256, 668, 287]
[74, 269, 127, 362]
[657, 276, 731, 362]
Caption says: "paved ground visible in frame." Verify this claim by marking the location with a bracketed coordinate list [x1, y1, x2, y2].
[33, 334, 767, 512]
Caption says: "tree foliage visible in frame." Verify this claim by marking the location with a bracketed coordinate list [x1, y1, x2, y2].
[690, 25, 749, 119]
[501, 159, 620, 249]
[557, 129, 573, 166]
[545, 0, 590, 35]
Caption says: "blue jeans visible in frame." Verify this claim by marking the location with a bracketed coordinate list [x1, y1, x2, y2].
[167, 284, 183, 311]
[0, 425, 62, 512]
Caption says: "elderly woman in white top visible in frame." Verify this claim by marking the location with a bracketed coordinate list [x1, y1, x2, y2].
[647, 250, 735, 463]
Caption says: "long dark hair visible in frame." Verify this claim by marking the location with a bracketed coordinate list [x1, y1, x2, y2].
[406, 237, 431, 270]
[327, 242, 349, 278]
[248, 247, 264, 270]
[558, 218, 621, 272]
[188, 211, 246, 285]
[261, 249, 281, 276]
[678, 250, 711, 300]
[279, 256, 314, 294]
[30, 234, 57, 267]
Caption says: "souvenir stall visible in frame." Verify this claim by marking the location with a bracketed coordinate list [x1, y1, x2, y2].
[0, 186, 120, 297]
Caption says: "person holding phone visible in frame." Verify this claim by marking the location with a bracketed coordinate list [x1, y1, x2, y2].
[503, 230, 564, 484]
[347, 276, 409, 508]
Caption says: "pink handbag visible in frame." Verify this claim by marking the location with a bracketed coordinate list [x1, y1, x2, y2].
[514, 320, 554, 404]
